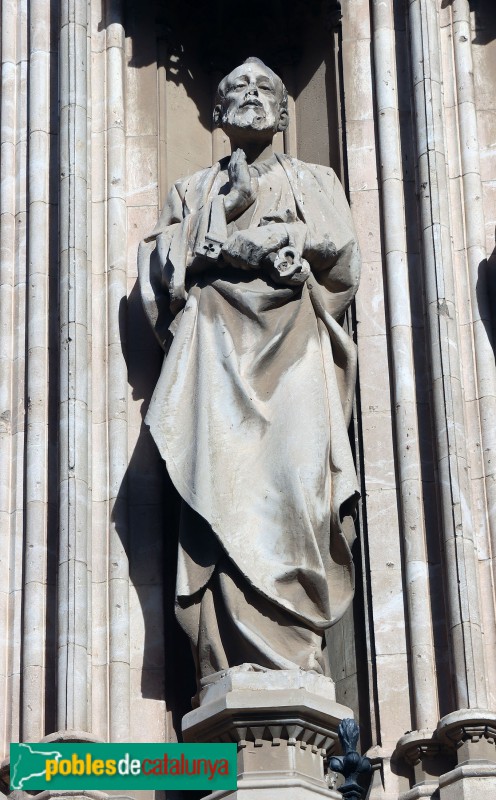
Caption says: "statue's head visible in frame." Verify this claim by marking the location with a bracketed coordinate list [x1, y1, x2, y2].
[213, 58, 289, 140]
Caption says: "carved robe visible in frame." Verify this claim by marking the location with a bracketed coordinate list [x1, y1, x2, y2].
[139, 154, 360, 679]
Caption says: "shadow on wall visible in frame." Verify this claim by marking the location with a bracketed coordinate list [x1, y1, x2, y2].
[112, 284, 197, 738]
[441, 0, 496, 44]
[107, 0, 348, 745]
[478, 244, 496, 357]
[104, 0, 340, 132]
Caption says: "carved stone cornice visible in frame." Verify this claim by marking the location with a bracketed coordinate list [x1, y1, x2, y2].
[396, 711, 496, 764]
[194, 711, 340, 756]
[436, 710, 496, 751]
[395, 730, 446, 767]
[184, 669, 349, 756]
[395, 728, 456, 791]
[182, 668, 352, 799]
[394, 711, 496, 795]
[435, 709, 496, 768]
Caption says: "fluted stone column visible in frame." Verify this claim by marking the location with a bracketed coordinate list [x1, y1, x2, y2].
[22, 0, 54, 744]
[342, 0, 496, 795]
[449, 0, 496, 695]
[106, 0, 130, 744]
[392, 0, 496, 795]
[343, 0, 412, 777]
[370, 0, 438, 733]
[0, 0, 27, 754]
[2, 2, 496, 796]
[89, 0, 109, 744]
[58, 0, 91, 734]
[408, 0, 487, 714]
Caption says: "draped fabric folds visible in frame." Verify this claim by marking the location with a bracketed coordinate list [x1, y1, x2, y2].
[138, 154, 360, 676]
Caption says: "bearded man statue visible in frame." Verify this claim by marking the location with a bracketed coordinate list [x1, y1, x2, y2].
[138, 57, 361, 688]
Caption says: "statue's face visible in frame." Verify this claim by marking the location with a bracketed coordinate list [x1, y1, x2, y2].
[216, 63, 287, 137]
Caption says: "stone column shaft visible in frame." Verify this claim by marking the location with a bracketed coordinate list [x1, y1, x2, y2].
[343, 0, 411, 758]
[21, 0, 53, 742]
[10, 0, 29, 749]
[450, 0, 496, 691]
[90, 0, 109, 742]
[0, 0, 24, 753]
[58, 0, 90, 732]
[408, 0, 487, 710]
[371, 0, 438, 731]
[106, 0, 130, 742]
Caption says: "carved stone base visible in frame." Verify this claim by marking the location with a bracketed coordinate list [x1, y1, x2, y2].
[399, 785, 440, 800]
[396, 728, 455, 797]
[436, 710, 496, 799]
[200, 778, 339, 800]
[436, 709, 496, 765]
[182, 666, 352, 800]
[395, 711, 496, 798]
[439, 762, 496, 799]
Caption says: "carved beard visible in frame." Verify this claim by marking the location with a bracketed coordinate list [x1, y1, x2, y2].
[221, 104, 277, 133]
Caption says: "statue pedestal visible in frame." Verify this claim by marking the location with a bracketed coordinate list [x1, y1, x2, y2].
[182, 667, 353, 800]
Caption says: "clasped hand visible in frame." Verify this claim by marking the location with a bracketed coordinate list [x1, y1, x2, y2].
[222, 149, 309, 286]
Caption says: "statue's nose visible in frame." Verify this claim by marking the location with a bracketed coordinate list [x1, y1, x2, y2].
[247, 85, 259, 96]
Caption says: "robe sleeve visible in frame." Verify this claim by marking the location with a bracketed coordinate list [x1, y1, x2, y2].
[138, 166, 227, 348]
[302, 166, 360, 322]
[276, 156, 360, 321]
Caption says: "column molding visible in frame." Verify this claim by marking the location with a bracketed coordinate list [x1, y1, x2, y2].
[58, 0, 91, 733]
[370, 0, 439, 731]
[407, 0, 487, 711]
[106, 0, 130, 743]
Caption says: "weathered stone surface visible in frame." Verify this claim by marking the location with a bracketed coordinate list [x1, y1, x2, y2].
[2, 1, 496, 798]
[183, 668, 349, 800]
[139, 57, 361, 686]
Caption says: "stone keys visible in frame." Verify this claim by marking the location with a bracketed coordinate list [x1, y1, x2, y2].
[182, 667, 362, 800]
[194, 194, 311, 286]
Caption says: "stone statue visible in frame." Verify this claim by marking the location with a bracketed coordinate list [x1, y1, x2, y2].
[138, 58, 360, 688]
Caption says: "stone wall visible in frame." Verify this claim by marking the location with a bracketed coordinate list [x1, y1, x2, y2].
[1, 0, 495, 798]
